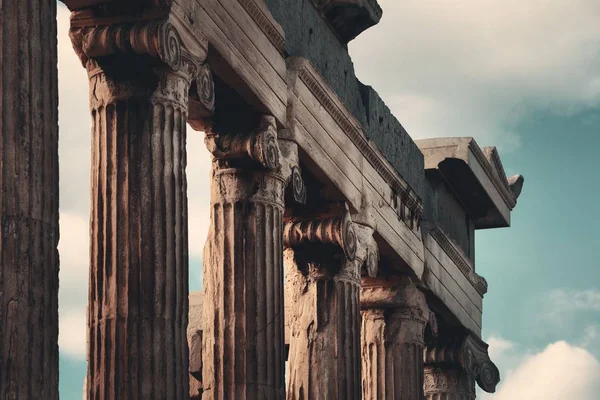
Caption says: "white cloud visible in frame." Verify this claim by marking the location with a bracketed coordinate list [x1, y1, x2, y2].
[481, 341, 600, 400]
[186, 133, 212, 260]
[57, 6, 93, 217]
[350, 0, 600, 149]
[58, 212, 89, 359]
[59, 309, 87, 360]
[487, 336, 515, 361]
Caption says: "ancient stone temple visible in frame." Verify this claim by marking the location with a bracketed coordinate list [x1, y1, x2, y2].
[0, 0, 524, 399]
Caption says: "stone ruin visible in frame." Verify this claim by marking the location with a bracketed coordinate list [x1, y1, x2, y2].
[0, 0, 524, 399]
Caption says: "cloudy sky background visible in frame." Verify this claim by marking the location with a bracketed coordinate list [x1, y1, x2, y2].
[56, 0, 600, 398]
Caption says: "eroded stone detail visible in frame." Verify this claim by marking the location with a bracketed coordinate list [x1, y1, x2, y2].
[188, 292, 205, 400]
[424, 333, 501, 397]
[424, 366, 476, 400]
[361, 277, 430, 400]
[0, 1, 59, 397]
[284, 211, 361, 400]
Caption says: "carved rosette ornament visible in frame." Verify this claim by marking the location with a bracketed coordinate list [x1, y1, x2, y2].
[360, 276, 430, 400]
[424, 334, 501, 399]
[68, 13, 211, 400]
[279, 139, 307, 205]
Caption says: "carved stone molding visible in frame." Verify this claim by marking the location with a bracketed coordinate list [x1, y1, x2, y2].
[474, 273, 489, 296]
[430, 228, 473, 279]
[205, 115, 281, 170]
[424, 334, 501, 394]
[238, 0, 286, 53]
[290, 59, 423, 229]
[284, 211, 357, 261]
[429, 227, 490, 297]
[456, 140, 517, 210]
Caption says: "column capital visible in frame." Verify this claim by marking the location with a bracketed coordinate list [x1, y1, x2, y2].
[284, 210, 357, 263]
[361, 277, 429, 322]
[68, 7, 215, 116]
[205, 115, 281, 170]
[424, 333, 500, 393]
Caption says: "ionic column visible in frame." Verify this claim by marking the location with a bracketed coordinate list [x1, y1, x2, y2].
[284, 212, 363, 400]
[361, 276, 430, 400]
[202, 116, 287, 399]
[424, 334, 500, 400]
[0, 0, 59, 397]
[69, 20, 209, 399]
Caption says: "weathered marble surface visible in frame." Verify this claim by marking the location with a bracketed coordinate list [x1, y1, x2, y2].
[284, 212, 361, 400]
[0, 1, 60, 398]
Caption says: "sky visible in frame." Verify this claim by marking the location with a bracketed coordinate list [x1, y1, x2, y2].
[55, 1, 600, 398]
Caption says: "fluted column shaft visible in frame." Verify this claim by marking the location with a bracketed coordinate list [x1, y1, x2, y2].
[0, 0, 59, 398]
[424, 366, 475, 400]
[361, 278, 430, 400]
[286, 258, 361, 400]
[285, 213, 361, 400]
[86, 64, 191, 399]
[202, 122, 286, 399]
